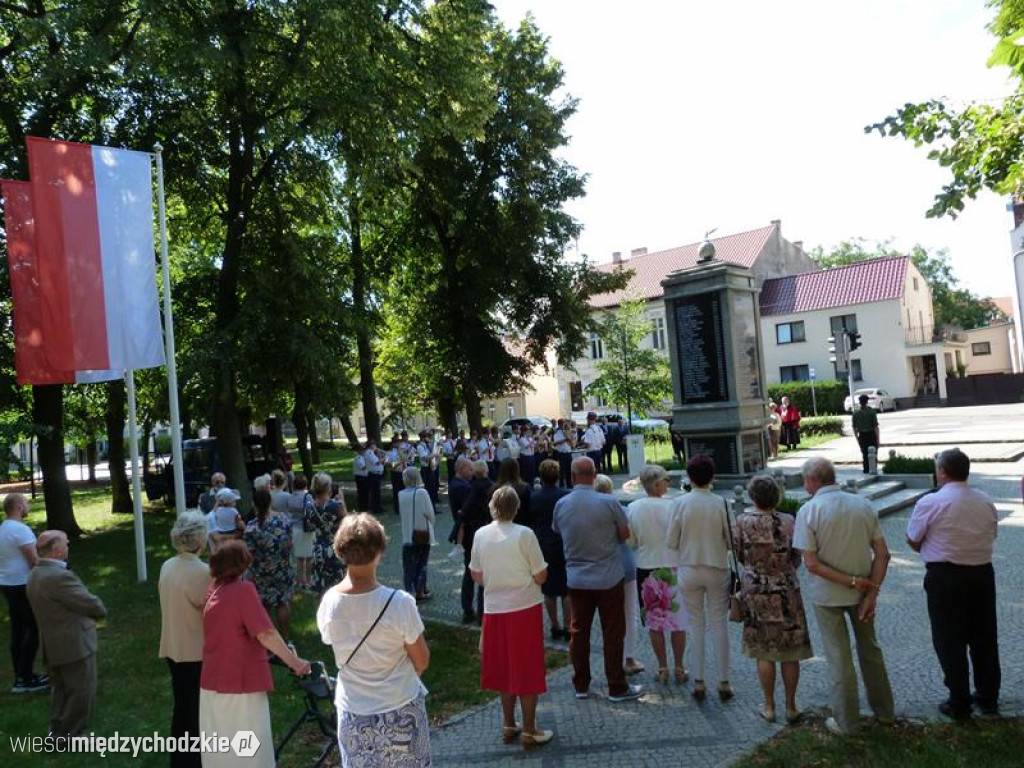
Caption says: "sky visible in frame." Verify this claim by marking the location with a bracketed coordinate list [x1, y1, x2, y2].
[491, 0, 1019, 300]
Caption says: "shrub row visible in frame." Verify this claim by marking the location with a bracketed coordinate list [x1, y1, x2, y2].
[798, 415, 844, 437]
[882, 453, 937, 475]
[766, 380, 848, 416]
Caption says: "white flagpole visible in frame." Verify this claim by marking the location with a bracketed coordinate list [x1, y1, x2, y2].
[126, 369, 147, 582]
[154, 144, 186, 516]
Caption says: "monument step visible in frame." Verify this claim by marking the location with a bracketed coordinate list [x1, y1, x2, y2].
[872, 487, 931, 518]
[860, 479, 906, 501]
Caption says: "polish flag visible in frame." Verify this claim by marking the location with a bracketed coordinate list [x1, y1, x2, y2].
[26, 137, 165, 376]
[1, 180, 74, 385]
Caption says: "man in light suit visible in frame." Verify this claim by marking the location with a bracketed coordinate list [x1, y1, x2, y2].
[26, 530, 107, 737]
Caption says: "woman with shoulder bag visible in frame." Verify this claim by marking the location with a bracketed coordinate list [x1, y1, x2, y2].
[398, 467, 435, 602]
[318, 514, 431, 766]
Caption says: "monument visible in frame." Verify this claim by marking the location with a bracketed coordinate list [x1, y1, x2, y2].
[661, 240, 768, 478]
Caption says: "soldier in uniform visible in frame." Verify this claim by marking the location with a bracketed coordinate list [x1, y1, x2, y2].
[851, 394, 880, 474]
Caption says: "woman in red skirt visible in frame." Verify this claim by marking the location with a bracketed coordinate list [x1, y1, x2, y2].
[469, 485, 552, 750]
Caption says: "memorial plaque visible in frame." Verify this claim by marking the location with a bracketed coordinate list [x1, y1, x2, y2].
[740, 432, 765, 474]
[731, 291, 762, 400]
[673, 293, 728, 404]
[685, 435, 738, 475]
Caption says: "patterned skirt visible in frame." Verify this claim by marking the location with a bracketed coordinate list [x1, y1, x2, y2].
[337, 695, 431, 768]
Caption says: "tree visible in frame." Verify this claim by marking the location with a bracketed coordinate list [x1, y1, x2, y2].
[866, 2, 1024, 218]
[810, 239, 1006, 329]
[585, 299, 671, 421]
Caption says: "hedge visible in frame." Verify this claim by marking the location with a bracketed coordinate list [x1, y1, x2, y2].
[766, 380, 848, 416]
[882, 453, 937, 475]
[799, 415, 844, 437]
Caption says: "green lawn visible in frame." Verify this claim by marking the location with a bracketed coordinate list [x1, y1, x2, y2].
[0, 486, 565, 765]
[736, 715, 1024, 767]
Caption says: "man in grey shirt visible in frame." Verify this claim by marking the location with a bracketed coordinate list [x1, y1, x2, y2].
[553, 457, 641, 702]
[794, 457, 894, 735]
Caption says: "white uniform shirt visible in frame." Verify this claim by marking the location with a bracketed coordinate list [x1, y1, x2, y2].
[519, 436, 535, 456]
[353, 454, 368, 478]
[417, 441, 437, 471]
[553, 429, 572, 454]
[582, 424, 606, 451]
[476, 438, 494, 462]
[385, 448, 406, 473]
[440, 439, 455, 457]
[364, 449, 384, 475]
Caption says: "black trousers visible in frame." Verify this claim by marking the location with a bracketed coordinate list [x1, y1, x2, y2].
[354, 475, 369, 511]
[856, 432, 878, 473]
[557, 452, 573, 488]
[366, 473, 383, 516]
[924, 562, 1001, 712]
[616, 442, 628, 472]
[166, 659, 202, 768]
[390, 472, 405, 513]
[460, 545, 484, 617]
[1, 585, 39, 681]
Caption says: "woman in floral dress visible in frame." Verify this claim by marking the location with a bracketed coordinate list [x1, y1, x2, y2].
[734, 475, 813, 724]
[243, 488, 296, 642]
[308, 472, 347, 595]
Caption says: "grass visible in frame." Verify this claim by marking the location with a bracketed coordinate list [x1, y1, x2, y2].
[736, 716, 1024, 767]
[0, 485, 567, 766]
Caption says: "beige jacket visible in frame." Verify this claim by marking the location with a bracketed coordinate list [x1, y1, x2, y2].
[158, 553, 211, 662]
[26, 559, 107, 666]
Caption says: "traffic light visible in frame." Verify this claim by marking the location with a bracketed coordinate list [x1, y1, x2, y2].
[847, 330, 862, 351]
[827, 335, 838, 364]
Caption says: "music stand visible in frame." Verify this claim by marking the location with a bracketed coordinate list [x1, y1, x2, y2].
[275, 661, 337, 767]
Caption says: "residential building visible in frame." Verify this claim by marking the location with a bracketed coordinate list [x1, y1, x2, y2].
[555, 221, 816, 415]
[964, 322, 1019, 375]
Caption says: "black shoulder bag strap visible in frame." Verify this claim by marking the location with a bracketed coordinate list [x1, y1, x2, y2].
[723, 498, 741, 585]
[344, 588, 398, 666]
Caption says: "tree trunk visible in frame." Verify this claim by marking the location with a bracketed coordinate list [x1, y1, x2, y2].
[105, 381, 133, 514]
[212, 368, 251, 513]
[463, 386, 483, 433]
[307, 409, 321, 465]
[85, 442, 97, 484]
[340, 415, 362, 450]
[350, 202, 382, 443]
[437, 394, 458, 434]
[292, 394, 313, 481]
[32, 385, 80, 536]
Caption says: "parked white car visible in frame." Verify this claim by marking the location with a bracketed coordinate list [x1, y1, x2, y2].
[844, 388, 897, 413]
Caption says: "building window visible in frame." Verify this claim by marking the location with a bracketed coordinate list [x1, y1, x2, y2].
[651, 317, 666, 350]
[972, 341, 992, 356]
[834, 359, 863, 381]
[913, 277, 919, 291]
[779, 365, 810, 383]
[594, 394, 607, 408]
[830, 314, 858, 335]
[589, 332, 603, 360]
[775, 321, 806, 345]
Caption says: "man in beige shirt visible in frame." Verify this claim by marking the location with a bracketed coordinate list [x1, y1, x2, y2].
[158, 512, 211, 768]
[793, 457, 894, 736]
[26, 530, 107, 738]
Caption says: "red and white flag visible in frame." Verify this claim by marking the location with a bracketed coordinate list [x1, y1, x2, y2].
[25, 137, 164, 377]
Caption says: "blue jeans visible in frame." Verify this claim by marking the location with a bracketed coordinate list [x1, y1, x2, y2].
[402, 543, 430, 596]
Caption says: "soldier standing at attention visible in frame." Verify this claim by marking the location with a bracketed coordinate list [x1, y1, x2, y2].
[851, 394, 879, 474]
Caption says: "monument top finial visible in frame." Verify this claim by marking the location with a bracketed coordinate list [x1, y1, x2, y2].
[698, 228, 717, 263]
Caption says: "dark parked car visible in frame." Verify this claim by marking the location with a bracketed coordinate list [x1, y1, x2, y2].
[143, 435, 272, 507]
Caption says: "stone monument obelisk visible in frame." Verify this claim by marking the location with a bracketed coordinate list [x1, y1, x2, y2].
[661, 239, 768, 479]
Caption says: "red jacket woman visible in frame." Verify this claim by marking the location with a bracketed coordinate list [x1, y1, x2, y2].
[779, 397, 802, 450]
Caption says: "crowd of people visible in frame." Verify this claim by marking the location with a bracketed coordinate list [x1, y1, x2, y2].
[0, 430, 1004, 764]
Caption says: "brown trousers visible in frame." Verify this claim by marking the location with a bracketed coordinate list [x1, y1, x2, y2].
[568, 580, 627, 696]
[49, 653, 97, 737]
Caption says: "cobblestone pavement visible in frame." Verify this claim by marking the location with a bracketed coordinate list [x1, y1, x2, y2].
[369, 464, 1024, 767]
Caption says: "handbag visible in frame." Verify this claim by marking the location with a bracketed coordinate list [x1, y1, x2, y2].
[411, 490, 431, 546]
[301, 494, 317, 533]
[723, 499, 745, 623]
[344, 589, 397, 666]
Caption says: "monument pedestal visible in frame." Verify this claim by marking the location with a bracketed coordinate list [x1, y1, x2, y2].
[662, 261, 768, 480]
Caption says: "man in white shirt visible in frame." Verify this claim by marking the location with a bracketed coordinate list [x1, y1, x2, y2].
[0, 493, 47, 693]
[552, 420, 574, 488]
[581, 413, 606, 473]
[440, 430, 456, 483]
[793, 457, 894, 736]
[363, 440, 384, 516]
[417, 430, 440, 506]
[352, 451, 368, 512]
[386, 436, 407, 514]
[518, 425, 536, 485]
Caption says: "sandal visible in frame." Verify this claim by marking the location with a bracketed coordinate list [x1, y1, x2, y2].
[521, 729, 554, 750]
[656, 668, 669, 684]
[502, 725, 522, 744]
[674, 666, 688, 684]
[758, 704, 776, 723]
[717, 681, 734, 701]
[693, 680, 706, 702]
[786, 709, 803, 725]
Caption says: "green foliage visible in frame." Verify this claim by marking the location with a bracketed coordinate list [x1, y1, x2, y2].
[883, 453, 938, 475]
[586, 299, 672, 418]
[777, 495, 803, 514]
[767, 380, 848, 415]
[799, 415, 845, 437]
[810, 240, 1006, 330]
[866, 2, 1024, 223]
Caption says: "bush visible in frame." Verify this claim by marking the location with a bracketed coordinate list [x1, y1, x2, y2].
[882, 453, 937, 475]
[766, 380, 847, 415]
[777, 495, 803, 514]
[641, 426, 670, 444]
[799, 415, 844, 437]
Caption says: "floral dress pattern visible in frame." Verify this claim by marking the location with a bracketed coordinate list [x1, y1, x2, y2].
[337, 694, 431, 768]
[243, 514, 295, 606]
[310, 500, 346, 594]
[734, 511, 813, 662]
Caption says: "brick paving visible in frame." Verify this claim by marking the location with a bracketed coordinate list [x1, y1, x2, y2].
[369, 464, 1024, 767]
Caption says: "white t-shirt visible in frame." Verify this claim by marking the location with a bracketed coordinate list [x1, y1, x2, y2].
[317, 586, 427, 715]
[469, 521, 547, 614]
[0, 518, 35, 586]
[627, 496, 677, 569]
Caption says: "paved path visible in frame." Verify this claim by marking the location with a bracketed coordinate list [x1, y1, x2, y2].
[370, 461, 1024, 767]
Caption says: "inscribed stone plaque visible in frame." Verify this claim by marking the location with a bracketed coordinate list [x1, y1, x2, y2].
[673, 293, 728, 404]
[685, 435, 738, 475]
[740, 432, 765, 474]
[731, 291, 762, 400]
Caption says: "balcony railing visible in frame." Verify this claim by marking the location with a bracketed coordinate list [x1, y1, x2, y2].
[904, 324, 967, 345]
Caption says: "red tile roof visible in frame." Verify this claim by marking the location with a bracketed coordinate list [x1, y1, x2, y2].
[589, 224, 776, 308]
[759, 256, 908, 317]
